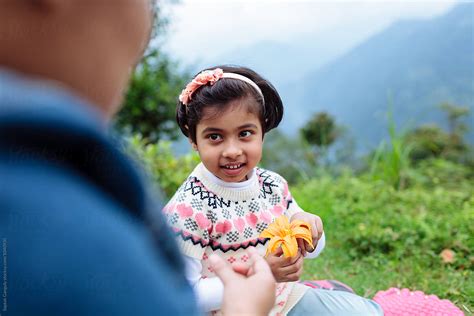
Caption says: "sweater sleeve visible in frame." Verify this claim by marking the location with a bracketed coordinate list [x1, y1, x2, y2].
[162, 190, 212, 259]
[183, 255, 224, 312]
[305, 231, 326, 259]
[282, 179, 305, 217]
[287, 196, 305, 216]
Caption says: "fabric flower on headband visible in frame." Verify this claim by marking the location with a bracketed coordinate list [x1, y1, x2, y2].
[179, 68, 224, 105]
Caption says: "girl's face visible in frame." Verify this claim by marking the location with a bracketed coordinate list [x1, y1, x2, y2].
[192, 98, 263, 183]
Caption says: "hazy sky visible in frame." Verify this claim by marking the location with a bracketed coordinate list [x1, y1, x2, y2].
[162, 0, 458, 64]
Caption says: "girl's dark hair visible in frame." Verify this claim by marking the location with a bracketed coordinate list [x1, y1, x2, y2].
[176, 65, 283, 143]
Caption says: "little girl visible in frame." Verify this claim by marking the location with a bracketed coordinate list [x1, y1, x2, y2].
[162, 66, 383, 315]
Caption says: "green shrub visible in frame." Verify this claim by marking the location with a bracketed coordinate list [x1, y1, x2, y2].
[292, 160, 473, 310]
[369, 112, 412, 190]
[125, 134, 199, 198]
[124, 131, 473, 311]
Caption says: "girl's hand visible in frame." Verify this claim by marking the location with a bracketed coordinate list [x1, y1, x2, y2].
[290, 212, 324, 255]
[265, 248, 304, 282]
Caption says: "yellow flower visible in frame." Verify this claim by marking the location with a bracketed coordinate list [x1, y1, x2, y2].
[260, 215, 313, 258]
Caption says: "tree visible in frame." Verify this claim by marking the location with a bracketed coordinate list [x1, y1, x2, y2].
[404, 103, 471, 164]
[300, 112, 339, 148]
[260, 130, 316, 183]
[439, 102, 470, 137]
[437, 102, 471, 163]
[300, 112, 340, 165]
[404, 124, 451, 162]
[114, 2, 188, 143]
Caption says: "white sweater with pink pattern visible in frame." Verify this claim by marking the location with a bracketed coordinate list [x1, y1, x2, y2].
[162, 163, 325, 315]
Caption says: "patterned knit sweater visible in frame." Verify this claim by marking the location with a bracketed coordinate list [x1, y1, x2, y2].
[163, 163, 312, 315]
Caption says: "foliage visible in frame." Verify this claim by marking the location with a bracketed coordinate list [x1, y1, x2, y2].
[125, 134, 199, 198]
[439, 102, 470, 136]
[115, 49, 187, 143]
[404, 124, 452, 162]
[403, 103, 471, 165]
[124, 100, 473, 313]
[128, 128, 473, 312]
[299, 111, 343, 169]
[300, 112, 340, 149]
[413, 158, 474, 186]
[292, 159, 473, 312]
[365, 102, 473, 188]
[114, 2, 188, 143]
[260, 129, 317, 184]
[369, 112, 412, 190]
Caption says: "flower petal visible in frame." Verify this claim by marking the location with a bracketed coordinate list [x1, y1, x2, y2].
[259, 222, 280, 238]
[267, 237, 283, 256]
[281, 234, 298, 258]
[260, 229, 274, 239]
[290, 220, 311, 230]
[292, 226, 312, 242]
[275, 215, 290, 229]
[293, 230, 313, 250]
[296, 236, 314, 250]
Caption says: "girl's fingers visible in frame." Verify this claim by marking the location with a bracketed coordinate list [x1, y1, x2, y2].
[280, 252, 301, 267]
[284, 270, 303, 282]
[273, 247, 284, 257]
[315, 216, 323, 240]
[278, 255, 303, 275]
[297, 238, 307, 256]
[267, 247, 298, 266]
[284, 274, 299, 282]
[282, 260, 304, 282]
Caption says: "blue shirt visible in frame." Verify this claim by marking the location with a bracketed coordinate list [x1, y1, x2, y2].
[0, 70, 199, 315]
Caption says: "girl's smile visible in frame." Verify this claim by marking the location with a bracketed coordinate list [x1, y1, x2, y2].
[192, 98, 263, 183]
[220, 162, 248, 180]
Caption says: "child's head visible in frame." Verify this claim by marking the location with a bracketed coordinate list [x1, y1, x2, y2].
[176, 65, 284, 182]
[0, 0, 153, 119]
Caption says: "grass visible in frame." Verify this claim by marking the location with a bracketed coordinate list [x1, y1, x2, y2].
[128, 134, 474, 313]
[292, 159, 473, 313]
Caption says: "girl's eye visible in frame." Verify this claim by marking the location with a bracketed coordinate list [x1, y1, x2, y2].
[240, 130, 252, 138]
[208, 134, 222, 141]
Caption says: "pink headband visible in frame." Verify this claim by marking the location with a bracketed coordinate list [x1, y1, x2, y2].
[178, 68, 264, 106]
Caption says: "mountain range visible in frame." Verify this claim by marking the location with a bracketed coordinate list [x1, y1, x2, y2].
[283, 3, 473, 148]
[199, 3, 474, 150]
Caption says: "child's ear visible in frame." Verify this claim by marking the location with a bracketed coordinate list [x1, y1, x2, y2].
[188, 138, 198, 151]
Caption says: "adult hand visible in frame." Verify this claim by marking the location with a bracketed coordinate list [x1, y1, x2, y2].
[291, 212, 323, 255]
[209, 248, 276, 316]
[265, 247, 304, 282]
